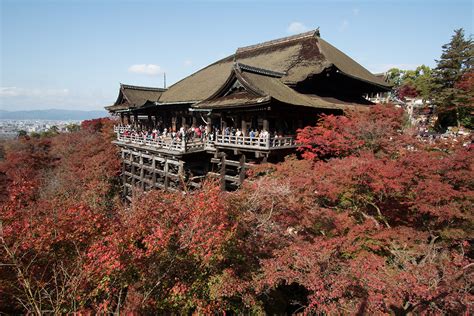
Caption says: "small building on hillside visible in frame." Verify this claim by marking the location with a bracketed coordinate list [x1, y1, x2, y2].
[105, 30, 391, 199]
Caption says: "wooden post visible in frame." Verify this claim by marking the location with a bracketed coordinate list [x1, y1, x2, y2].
[206, 116, 212, 134]
[139, 154, 145, 190]
[178, 161, 184, 190]
[220, 152, 226, 191]
[120, 113, 125, 125]
[172, 116, 177, 131]
[241, 117, 247, 136]
[151, 157, 157, 188]
[163, 112, 168, 129]
[182, 137, 187, 152]
[122, 150, 127, 197]
[133, 113, 139, 129]
[263, 118, 269, 132]
[221, 115, 227, 130]
[181, 116, 187, 128]
[164, 158, 169, 190]
[192, 116, 197, 127]
[147, 115, 153, 130]
[130, 152, 135, 187]
[126, 113, 131, 125]
[239, 154, 246, 186]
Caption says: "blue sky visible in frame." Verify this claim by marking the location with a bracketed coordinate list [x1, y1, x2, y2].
[1, 0, 472, 111]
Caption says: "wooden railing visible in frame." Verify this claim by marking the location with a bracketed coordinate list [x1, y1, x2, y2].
[115, 128, 298, 152]
[116, 134, 206, 153]
[213, 134, 298, 150]
[114, 125, 132, 133]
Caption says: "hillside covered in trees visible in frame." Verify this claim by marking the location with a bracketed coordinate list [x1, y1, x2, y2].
[0, 104, 472, 314]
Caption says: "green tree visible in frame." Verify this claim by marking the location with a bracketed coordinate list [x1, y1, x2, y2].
[386, 68, 404, 87]
[386, 66, 433, 102]
[17, 130, 28, 137]
[432, 28, 473, 130]
[66, 123, 80, 132]
[404, 65, 433, 102]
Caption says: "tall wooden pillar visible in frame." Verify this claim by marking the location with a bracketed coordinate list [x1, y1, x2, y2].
[221, 115, 227, 130]
[263, 112, 270, 132]
[241, 117, 247, 136]
[219, 152, 226, 191]
[206, 116, 212, 134]
[147, 115, 153, 130]
[133, 113, 139, 129]
[172, 116, 177, 131]
[120, 113, 125, 125]
[126, 113, 131, 125]
[192, 116, 197, 127]
[181, 116, 187, 129]
[163, 112, 168, 129]
[239, 154, 246, 185]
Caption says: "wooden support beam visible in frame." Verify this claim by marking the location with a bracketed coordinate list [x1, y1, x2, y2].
[206, 116, 212, 134]
[172, 116, 177, 131]
[241, 118, 247, 136]
[139, 154, 145, 190]
[239, 154, 246, 186]
[133, 113, 139, 129]
[220, 152, 226, 191]
[151, 158, 157, 188]
[164, 158, 169, 190]
[130, 151, 135, 186]
[122, 159, 127, 198]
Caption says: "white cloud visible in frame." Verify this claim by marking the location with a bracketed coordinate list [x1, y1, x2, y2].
[339, 20, 349, 32]
[287, 22, 309, 34]
[183, 59, 192, 67]
[0, 87, 69, 97]
[128, 64, 162, 76]
[353, 8, 360, 16]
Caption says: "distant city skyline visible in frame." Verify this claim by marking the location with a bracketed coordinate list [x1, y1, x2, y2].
[1, 0, 472, 111]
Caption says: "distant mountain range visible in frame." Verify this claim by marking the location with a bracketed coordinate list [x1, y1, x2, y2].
[0, 109, 109, 120]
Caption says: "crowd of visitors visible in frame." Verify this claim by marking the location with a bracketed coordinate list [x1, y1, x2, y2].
[116, 124, 288, 144]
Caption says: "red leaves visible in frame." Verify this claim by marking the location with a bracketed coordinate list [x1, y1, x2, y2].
[398, 84, 419, 98]
[297, 114, 364, 160]
[0, 110, 471, 313]
[297, 104, 408, 160]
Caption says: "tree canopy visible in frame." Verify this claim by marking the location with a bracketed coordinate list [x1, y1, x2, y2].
[1, 109, 472, 314]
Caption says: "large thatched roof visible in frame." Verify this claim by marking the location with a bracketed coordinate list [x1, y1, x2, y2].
[106, 30, 391, 112]
[158, 30, 390, 104]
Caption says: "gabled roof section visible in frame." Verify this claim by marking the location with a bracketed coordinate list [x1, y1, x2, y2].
[158, 29, 390, 104]
[194, 63, 372, 111]
[106, 84, 166, 112]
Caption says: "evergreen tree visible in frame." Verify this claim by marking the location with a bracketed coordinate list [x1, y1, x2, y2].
[432, 28, 473, 130]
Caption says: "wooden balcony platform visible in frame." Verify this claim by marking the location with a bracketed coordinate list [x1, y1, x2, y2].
[113, 126, 299, 155]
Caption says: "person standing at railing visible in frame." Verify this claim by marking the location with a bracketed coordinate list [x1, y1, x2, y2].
[194, 126, 202, 139]
[235, 128, 242, 144]
[249, 129, 255, 143]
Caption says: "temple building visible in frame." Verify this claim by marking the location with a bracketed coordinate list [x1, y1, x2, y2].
[105, 30, 391, 199]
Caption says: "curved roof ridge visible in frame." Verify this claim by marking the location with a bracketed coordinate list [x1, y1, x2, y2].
[120, 83, 167, 92]
[235, 62, 286, 78]
[236, 30, 319, 54]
